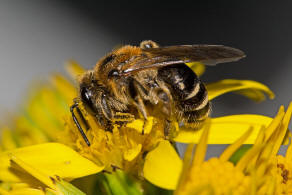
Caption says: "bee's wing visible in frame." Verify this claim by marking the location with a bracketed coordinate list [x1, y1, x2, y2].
[121, 45, 245, 75]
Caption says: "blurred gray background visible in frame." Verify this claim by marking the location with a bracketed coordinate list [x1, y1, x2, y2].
[0, 1, 291, 155]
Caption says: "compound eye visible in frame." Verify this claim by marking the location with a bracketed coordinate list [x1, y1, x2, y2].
[80, 86, 94, 112]
[108, 69, 119, 78]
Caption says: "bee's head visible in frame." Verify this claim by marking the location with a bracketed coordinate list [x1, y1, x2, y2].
[78, 71, 98, 115]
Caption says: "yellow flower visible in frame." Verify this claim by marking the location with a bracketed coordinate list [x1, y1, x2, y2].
[0, 61, 282, 193]
[257, 103, 292, 194]
[168, 102, 292, 194]
[271, 155, 292, 194]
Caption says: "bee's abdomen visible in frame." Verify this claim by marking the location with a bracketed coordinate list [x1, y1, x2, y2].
[179, 82, 210, 120]
[158, 64, 211, 123]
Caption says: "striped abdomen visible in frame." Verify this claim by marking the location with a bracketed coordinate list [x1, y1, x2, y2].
[158, 64, 210, 127]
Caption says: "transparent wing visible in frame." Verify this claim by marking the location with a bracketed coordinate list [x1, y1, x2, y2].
[121, 45, 245, 75]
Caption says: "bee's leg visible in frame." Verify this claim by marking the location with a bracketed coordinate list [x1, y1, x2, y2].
[136, 95, 148, 118]
[135, 95, 148, 135]
[95, 93, 115, 132]
[101, 117, 114, 132]
[100, 94, 113, 121]
[105, 122, 114, 132]
[164, 119, 171, 139]
[70, 103, 91, 146]
[129, 95, 148, 134]
[94, 111, 113, 132]
[129, 78, 149, 134]
[113, 112, 135, 124]
[75, 105, 90, 130]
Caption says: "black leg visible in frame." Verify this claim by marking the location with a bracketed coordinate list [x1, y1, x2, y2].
[70, 102, 91, 146]
[75, 106, 90, 130]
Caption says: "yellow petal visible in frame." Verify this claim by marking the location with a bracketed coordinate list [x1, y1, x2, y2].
[247, 127, 265, 167]
[144, 117, 154, 134]
[186, 62, 205, 77]
[236, 144, 264, 171]
[271, 102, 292, 156]
[0, 143, 104, 182]
[174, 114, 273, 144]
[15, 116, 50, 146]
[175, 144, 194, 194]
[40, 88, 69, 120]
[10, 155, 55, 189]
[0, 162, 86, 195]
[263, 177, 276, 195]
[65, 60, 85, 79]
[206, 79, 275, 101]
[0, 188, 10, 195]
[125, 117, 154, 134]
[143, 140, 183, 190]
[1, 188, 45, 195]
[219, 127, 253, 162]
[123, 144, 142, 161]
[50, 74, 77, 104]
[126, 119, 144, 133]
[264, 106, 285, 142]
[0, 127, 18, 150]
[286, 141, 292, 161]
[191, 121, 210, 167]
[24, 88, 63, 141]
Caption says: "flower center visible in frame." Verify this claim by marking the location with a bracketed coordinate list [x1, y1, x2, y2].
[182, 158, 250, 194]
[277, 163, 290, 184]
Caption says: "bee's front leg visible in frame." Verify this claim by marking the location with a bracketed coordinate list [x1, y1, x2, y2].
[95, 114, 113, 132]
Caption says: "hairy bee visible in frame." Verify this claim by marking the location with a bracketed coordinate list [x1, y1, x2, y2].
[70, 40, 245, 146]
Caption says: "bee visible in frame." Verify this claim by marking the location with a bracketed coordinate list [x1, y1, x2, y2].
[70, 40, 245, 146]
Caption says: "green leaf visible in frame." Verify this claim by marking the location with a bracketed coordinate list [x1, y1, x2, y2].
[104, 170, 143, 195]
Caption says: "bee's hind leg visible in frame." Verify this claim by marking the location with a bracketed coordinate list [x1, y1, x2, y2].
[163, 118, 179, 140]
[164, 119, 171, 140]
